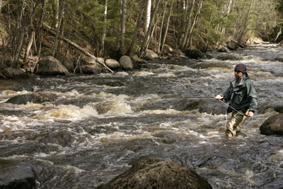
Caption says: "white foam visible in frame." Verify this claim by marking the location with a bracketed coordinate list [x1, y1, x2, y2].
[33, 104, 98, 121]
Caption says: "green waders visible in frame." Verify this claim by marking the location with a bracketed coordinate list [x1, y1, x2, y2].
[225, 111, 247, 137]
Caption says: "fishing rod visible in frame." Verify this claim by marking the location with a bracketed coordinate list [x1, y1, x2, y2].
[184, 96, 247, 116]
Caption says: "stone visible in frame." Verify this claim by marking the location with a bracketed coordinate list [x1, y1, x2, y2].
[260, 113, 283, 135]
[6, 92, 58, 104]
[35, 56, 69, 75]
[119, 56, 133, 70]
[1, 67, 27, 79]
[0, 159, 36, 189]
[105, 59, 121, 69]
[144, 49, 159, 60]
[97, 157, 212, 189]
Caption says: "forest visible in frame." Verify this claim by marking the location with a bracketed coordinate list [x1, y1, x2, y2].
[0, 0, 282, 77]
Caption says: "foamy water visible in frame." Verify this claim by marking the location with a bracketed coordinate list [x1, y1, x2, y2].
[0, 44, 282, 189]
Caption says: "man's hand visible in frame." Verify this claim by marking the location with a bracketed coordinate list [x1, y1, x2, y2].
[245, 111, 254, 117]
[215, 95, 224, 101]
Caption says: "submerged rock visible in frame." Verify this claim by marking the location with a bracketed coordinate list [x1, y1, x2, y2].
[6, 92, 58, 104]
[97, 156, 212, 189]
[0, 159, 36, 189]
[260, 113, 283, 135]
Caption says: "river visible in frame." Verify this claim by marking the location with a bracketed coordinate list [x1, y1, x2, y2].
[0, 44, 282, 189]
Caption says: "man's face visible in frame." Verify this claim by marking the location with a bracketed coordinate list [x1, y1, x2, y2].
[234, 71, 243, 79]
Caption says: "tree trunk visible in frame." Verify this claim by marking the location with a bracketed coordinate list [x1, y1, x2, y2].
[145, 0, 152, 33]
[127, 8, 144, 56]
[157, 1, 168, 53]
[24, 31, 35, 62]
[160, 0, 174, 53]
[37, 0, 46, 56]
[120, 0, 127, 54]
[101, 0, 108, 56]
[187, 0, 203, 48]
[52, 0, 64, 57]
[220, 0, 233, 34]
[13, 0, 26, 61]
[235, 0, 254, 43]
[43, 24, 114, 73]
[181, 0, 195, 49]
[140, 0, 162, 56]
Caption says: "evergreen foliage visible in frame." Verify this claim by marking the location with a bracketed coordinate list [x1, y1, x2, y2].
[0, 0, 281, 62]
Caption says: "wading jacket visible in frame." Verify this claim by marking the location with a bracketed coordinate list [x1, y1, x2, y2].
[223, 76, 257, 113]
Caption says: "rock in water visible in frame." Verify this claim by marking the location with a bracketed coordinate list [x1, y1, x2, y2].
[0, 159, 36, 189]
[260, 113, 283, 135]
[97, 157, 212, 189]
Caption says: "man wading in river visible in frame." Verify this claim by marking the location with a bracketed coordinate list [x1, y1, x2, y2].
[215, 63, 257, 138]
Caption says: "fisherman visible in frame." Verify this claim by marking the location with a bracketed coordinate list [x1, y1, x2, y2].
[215, 63, 257, 137]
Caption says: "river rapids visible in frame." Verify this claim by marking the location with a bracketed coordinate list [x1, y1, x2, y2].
[0, 44, 282, 189]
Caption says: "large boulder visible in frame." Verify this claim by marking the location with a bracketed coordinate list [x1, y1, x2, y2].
[0, 67, 27, 79]
[184, 49, 204, 59]
[144, 49, 159, 60]
[105, 59, 121, 69]
[119, 55, 133, 70]
[97, 157, 212, 189]
[35, 56, 69, 75]
[81, 64, 103, 74]
[260, 113, 283, 135]
[0, 159, 36, 189]
[6, 92, 58, 104]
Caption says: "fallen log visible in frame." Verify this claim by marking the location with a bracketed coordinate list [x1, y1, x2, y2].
[42, 23, 114, 73]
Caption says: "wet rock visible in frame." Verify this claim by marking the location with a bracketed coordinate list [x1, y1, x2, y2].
[6, 92, 58, 104]
[274, 105, 283, 113]
[95, 101, 115, 114]
[0, 67, 28, 79]
[184, 49, 204, 59]
[144, 49, 158, 60]
[0, 159, 36, 189]
[119, 55, 133, 70]
[260, 113, 283, 135]
[258, 102, 283, 113]
[131, 55, 146, 64]
[97, 156, 212, 189]
[216, 53, 243, 60]
[175, 99, 226, 115]
[190, 62, 232, 69]
[36, 130, 77, 147]
[105, 59, 120, 69]
[227, 40, 239, 50]
[217, 46, 230, 52]
[81, 64, 103, 74]
[162, 44, 174, 56]
[81, 55, 97, 64]
[35, 56, 69, 75]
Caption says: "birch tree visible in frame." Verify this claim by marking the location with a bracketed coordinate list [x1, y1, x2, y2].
[52, 0, 65, 56]
[145, 0, 152, 33]
[101, 0, 108, 56]
[120, 0, 127, 54]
